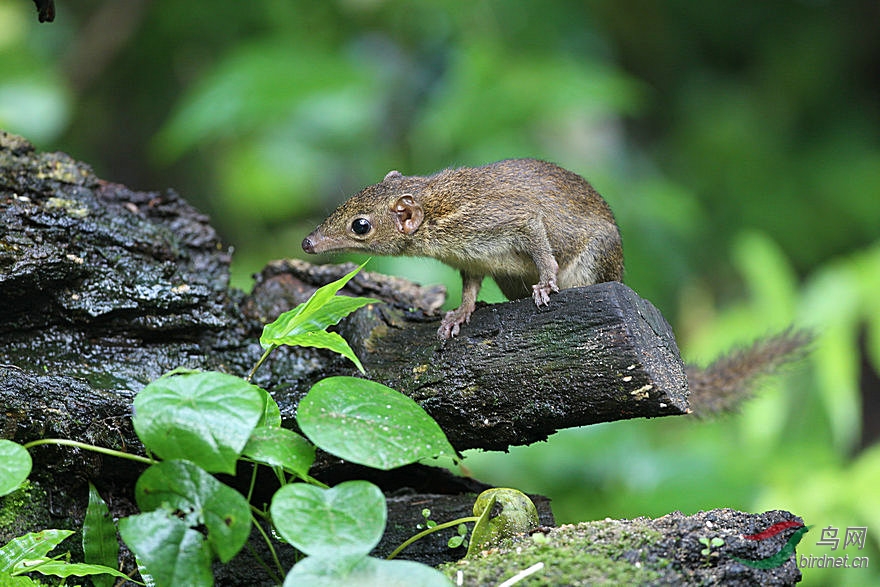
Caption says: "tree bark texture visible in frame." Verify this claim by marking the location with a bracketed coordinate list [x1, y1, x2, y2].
[0, 130, 689, 466]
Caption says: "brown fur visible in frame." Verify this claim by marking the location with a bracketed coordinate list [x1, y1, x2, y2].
[302, 159, 623, 338]
[686, 329, 813, 416]
[303, 159, 811, 415]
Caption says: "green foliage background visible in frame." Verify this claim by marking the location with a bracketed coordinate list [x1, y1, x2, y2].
[1, 1, 877, 583]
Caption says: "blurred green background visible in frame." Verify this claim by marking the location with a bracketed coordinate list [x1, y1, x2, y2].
[2, 1, 878, 583]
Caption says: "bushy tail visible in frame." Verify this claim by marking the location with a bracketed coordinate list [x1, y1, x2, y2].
[686, 329, 813, 417]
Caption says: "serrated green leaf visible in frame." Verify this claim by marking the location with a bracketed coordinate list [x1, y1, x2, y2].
[134, 460, 251, 563]
[0, 530, 73, 573]
[22, 560, 131, 581]
[119, 511, 212, 587]
[260, 262, 375, 348]
[243, 426, 315, 478]
[298, 377, 455, 469]
[132, 371, 265, 474]
[270, 481, 386, 557]
[83, 483, 119, 587]
[0, 441, 31, 497]
[261, 294, 377, 348]
[281, 330, 365, 373]
[283, 554, 452, 587]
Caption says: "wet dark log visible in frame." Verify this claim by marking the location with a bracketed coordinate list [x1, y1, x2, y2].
[347, 279, 688, 451]
[246, 259, 690, 451]
[0, 130, 689, 467]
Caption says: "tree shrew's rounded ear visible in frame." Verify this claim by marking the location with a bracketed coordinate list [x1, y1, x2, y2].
[384, 170, 403, 181]
[392, 194, 424, 235]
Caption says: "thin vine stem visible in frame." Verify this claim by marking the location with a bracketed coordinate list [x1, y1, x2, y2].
[249, 513, 284, 579]
[23, 438, 155, 466]
[247, 462, 260, 503]
[298, 473, 329, 489]
[247, 345, 275, 382]
[386, 516, 480, 560]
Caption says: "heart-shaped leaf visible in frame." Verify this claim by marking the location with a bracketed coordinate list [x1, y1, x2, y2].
[133, 371, 265, 474]
[134, 460, 251, 563]
[119, 510, 212, 587]
[270, 481, 386, 557]
[298, 376, 455, 469]
[0, 440, 31, 497]
[283, 554, 452, 587]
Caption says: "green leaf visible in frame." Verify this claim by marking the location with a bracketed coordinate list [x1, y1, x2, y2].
[261, 293, 377, 347]
[0, 529, 73, 573]
[0, 571, 40, 585]
[23, 560, 131, 581]
[0, 531, 122, 581]
[465, 494, 496, 559]
[243, 426, 316, 478]
[284, 554, 451, 586]
[83, 483, 119, 587]
[119, 511, 212, 587]
[134, 460, 251, 563]
[258, 262, 376, 372]
[297, 376, 455, 470]
[270, 481, 386, 557]
[256, 388, 282, 428]
[279, 330, 365, 373]
[283, 554, 452, 587]
[132, 371, 265, 474]
[0, 440, 32, 497]
[260, 262, 372, 344]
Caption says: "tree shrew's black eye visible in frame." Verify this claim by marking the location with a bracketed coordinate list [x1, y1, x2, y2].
[351, 217, 372, 235]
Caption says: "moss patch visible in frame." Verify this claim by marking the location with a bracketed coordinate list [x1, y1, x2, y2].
[441, 519, 664, 585]
[0, 481, 53, 542]
[439, 509, 805, 586]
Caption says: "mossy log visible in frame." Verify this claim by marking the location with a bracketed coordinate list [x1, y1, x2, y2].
[442, 509, 805, 586]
